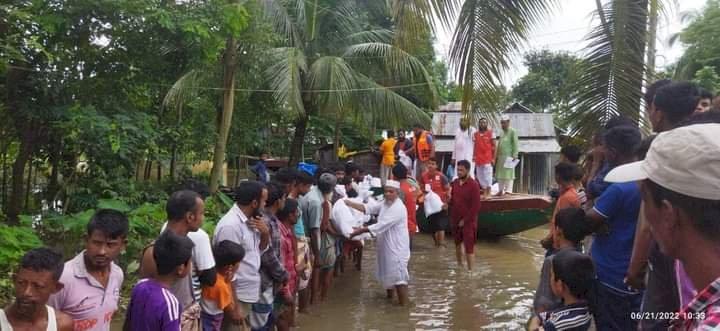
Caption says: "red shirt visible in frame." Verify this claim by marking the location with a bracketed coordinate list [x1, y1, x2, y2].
[420, 171, 449, 202]
[279, 222, 297, 296]
[400, 180, 418, 234]
[449, 178, 482, 223]
[473, 129, 495, 165]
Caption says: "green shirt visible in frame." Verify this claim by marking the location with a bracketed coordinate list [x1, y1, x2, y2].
[495, 128, 519, 180]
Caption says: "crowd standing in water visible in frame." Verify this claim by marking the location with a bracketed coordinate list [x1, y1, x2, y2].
[1, 81, 719, 331]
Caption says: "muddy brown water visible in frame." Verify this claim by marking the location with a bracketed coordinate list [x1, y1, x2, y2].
[111, 227, 546, 330]
[294, 228, 546, 330]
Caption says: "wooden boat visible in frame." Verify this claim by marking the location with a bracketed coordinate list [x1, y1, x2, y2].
[416, 193, 553, 238]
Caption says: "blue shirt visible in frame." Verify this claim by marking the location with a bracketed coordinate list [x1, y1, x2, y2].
[587, 162, 611, 199]
[591, 182, 641, 290]
[251, 161, 269, 183]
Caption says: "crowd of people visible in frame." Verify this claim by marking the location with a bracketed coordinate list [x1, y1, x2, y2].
[1, 81, 719, 331]
[527, 81, 720, 331]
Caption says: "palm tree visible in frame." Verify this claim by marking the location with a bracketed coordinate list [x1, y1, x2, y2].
[400, 0, 662, 138]
[262, 0, 436, 166]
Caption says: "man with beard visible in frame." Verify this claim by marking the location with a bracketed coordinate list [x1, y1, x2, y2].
[346, 180, 411, 306]
[449, 160, 482, 271]
[49, 209, 128, 331]
[451, 118, 476, 179]
[213, 181, 270, 331]
[1, 248, 73, 330]
[473, 117, 495, 199]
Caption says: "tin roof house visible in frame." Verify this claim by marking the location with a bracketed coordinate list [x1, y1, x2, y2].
[432, 102, 561, 195]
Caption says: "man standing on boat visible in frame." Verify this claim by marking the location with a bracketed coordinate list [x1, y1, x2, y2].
[494, 115, 519, 195]
[473, 117, 495, 199]
[345, 180, 411, 306]
[408, 123, 435, 179]
[451, 118, 475, 179]
[449, 160, 482, 271]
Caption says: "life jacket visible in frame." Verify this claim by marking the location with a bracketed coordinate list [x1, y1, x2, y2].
[416, 131, 432, 161]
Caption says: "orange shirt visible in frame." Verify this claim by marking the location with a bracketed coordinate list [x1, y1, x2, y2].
[400, 180, 418, 234]
[473, 129, 495, 165]
[551, 187, 580, 226]
[201, 274, 233, 313]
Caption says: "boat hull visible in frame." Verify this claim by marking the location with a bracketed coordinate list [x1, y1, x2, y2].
[416, 194, 553, 237]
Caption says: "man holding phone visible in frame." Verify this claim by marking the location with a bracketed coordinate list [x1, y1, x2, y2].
[213, 181, 270, 331]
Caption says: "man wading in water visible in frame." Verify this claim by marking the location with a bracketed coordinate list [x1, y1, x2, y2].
[345, 180, 411, 306]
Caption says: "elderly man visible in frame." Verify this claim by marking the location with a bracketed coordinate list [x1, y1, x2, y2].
[345, 180, 410, 306]
[494, 115, 519, 195]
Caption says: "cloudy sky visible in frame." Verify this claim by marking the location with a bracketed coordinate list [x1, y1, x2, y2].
[434, 0, 708, 87]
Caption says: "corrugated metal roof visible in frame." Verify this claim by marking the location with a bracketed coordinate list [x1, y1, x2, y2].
[432, 111, 556, 138]
[435, 138, 560, 154]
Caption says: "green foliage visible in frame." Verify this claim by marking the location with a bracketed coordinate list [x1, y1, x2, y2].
[675, 0, 720, 81]
[511, 50, 581, 113]
[692, 66, 720, 93]
[0, 224, 43, 304]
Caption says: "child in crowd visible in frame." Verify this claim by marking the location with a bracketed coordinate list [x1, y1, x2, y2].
[124, 231, 194, 331]
[541, 163, 582, 254]
[201, 240, 246, 331]
[531, 249, 595, 331]
[276, 199, 301, 331]
[534, 208, 593, 314]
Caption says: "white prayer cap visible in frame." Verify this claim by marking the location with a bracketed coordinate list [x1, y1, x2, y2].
[500, 114, 510, 121]
[385, 180, 401, 190]
[605, 123, 720, 200]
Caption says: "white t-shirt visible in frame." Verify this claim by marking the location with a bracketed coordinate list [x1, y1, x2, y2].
[161, 223, 215, 307]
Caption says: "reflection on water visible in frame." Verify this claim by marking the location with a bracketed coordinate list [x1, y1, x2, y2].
[296, 227, 547, 330]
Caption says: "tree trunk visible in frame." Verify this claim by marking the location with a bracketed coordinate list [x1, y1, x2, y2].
[7, 136, 33, 224]
[643, 0, 659, 125]
[157, 162, 162, 181]
[1, 144, 7, 212]
[288, 114, 308, 167]
[170, 145, 177, 180]
[24, 161, 33, 210]
[209, 36, 239, 192]
[333, 111, 341, 161]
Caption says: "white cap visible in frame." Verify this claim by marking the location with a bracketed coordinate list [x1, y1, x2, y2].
[500, 114, 510, 121]
[605, 123, 720, 200]
[385, 180, 401, 190]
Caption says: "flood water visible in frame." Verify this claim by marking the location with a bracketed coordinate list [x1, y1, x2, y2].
[296, 227, 547, 330]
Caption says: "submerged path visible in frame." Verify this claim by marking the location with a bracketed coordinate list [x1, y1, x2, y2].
[296, 228, 546, 330]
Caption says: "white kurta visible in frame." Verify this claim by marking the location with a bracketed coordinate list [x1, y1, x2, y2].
[366, 198, 410, 289]
[452, 127, 476, 178]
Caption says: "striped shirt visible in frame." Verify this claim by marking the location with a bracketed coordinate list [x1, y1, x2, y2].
[124, 279, 181, 331]
[539, 302, 592, 331]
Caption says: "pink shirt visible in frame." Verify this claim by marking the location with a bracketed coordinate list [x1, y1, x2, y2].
[48, 252, 123, 331]
[279, 222, 297, 296]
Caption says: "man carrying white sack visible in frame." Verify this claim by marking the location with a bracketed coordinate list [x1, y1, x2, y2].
[345, 180, 410, 306]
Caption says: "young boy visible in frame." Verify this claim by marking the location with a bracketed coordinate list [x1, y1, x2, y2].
[532, 249, 595, 331]
[124, 231, 194, 331]
[533, 208, 593, 314]
[276, 199, 301, 331]
[201, 240, 246, 331]
[541, 163, 581, 253]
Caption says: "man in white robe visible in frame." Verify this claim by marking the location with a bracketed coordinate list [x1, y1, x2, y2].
[452, 118, 476, 179]
[345, 180, 410, 306]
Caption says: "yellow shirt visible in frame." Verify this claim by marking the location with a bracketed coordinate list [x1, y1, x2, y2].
[380, 138, 397, 166]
